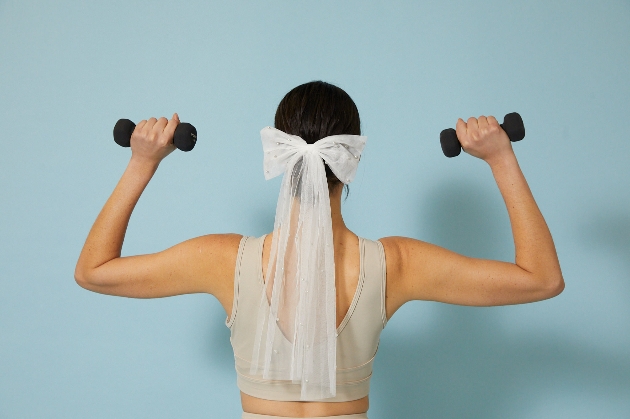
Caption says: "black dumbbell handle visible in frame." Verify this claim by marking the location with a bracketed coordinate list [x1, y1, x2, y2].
[440, 112, 525, 158]
[113, 119, 197, 152]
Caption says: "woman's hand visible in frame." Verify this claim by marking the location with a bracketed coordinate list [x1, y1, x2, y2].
[455, 116, 513, 164]
[130, 113, 179, 165]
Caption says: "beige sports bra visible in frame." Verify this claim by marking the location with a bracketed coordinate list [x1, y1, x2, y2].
[226, 235, 388, 402]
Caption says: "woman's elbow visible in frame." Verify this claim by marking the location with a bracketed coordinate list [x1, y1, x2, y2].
[540, 273, 565, 299]
[74, 265, 104, 291]
[74, 266, 92, 289]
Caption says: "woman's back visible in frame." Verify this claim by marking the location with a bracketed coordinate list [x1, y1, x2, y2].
[75, 81, 563, 418]
[262, 226, 363, 331]
[235, 232, 386, 416]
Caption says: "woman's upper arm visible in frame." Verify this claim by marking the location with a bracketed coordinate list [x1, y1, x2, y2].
[380, 236, 563, 310]
[76, 233, 243, 300]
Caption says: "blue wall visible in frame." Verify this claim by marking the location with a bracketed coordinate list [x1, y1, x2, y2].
[1, 1, 629, 417]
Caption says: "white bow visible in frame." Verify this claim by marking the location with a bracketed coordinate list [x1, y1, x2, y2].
[250, 127, 367, 400]
[261, 126, 366, 183]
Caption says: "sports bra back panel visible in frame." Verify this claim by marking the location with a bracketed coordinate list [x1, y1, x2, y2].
[226, 235, 388, 402]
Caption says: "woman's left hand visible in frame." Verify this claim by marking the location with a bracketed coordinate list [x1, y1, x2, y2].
[130, 113, 179, 165]
[455, 115, 513, 164]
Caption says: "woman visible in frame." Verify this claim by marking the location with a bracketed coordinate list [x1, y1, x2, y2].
[75, 81, 564, 418]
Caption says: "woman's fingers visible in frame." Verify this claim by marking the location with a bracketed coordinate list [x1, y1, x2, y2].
[456, 114, 512, 162]
[455, 118, 468, 144]
[144, 117, 157, 133]
[153, 117, 169, 145]
[163, 113, 179, 141]
[129, 114, 179, 163]
[154, 116, 168, 132]
[459, 116, 491, 143]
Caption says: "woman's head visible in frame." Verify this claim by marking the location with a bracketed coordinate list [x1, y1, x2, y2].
[275, 81, 361, 190]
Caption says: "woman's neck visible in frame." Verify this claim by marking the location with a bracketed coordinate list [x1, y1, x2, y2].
[329, 185, 350, 236]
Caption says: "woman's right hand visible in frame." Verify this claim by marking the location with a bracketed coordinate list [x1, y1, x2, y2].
[130, 113, 179, 165]
[455, 115, 514, 165]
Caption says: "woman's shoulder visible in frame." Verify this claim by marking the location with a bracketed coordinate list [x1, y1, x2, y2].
[179, 233, 245, 288]
[378, 236, 406, 267]
[377, 236, 440, 318]
[191, 233, 245, 252]
[378, 235, 446, 280]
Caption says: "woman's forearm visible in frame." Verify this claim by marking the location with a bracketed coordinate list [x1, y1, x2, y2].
[75, 157, 159, 284]
[487, 152, 563, 289]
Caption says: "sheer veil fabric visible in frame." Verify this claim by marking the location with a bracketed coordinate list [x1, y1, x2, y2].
[249, 127, 367, 400]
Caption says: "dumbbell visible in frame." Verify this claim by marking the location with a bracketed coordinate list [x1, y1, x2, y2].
[440, 112, 525, 158]
[113, 119, 198, 152]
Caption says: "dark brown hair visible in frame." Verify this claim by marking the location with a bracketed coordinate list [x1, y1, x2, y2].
[274, 81, 361, 190]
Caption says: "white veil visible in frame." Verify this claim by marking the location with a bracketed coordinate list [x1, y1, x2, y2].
[249, 126, 366, 400]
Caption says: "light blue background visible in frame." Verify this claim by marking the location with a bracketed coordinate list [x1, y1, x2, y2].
[1, 1, 629, 418]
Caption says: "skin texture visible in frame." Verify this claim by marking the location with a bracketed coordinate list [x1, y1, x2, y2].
[75, 114, 564, 417]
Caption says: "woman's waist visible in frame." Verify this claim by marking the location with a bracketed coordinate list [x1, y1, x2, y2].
[241, 392, 369, 418]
